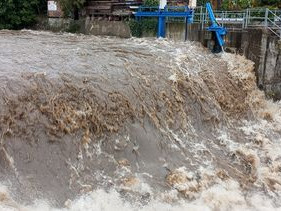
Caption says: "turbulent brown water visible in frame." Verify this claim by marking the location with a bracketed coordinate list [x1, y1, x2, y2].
[0, 30, 281, 210]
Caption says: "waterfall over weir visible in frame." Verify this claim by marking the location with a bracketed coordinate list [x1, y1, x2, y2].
[0, 30, 280, 210]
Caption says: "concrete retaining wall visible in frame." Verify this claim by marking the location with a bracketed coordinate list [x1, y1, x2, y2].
[36, 18, 131, 38]
[84, 18, 131, 38]
[259, 35, 281, 99]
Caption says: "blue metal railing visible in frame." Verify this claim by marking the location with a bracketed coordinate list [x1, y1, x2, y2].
[193, 6, 281, 39]
[135, 6, 194, 38]
[135, 6, 193, 18]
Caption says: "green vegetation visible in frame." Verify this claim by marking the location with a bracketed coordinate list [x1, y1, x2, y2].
[221, 0, 253, 10]
[0, 0, 45, 29]
[65, 20, 82, 33]
[58, 0, 86, 19]
[197, 0, 280, 9]
[259, 0, 281, 8]
[143, 0, 159, 7]
[197, 0, 208, 6]
[129, 18, 158, 37]
[128, 0, 159, 37]
[0, 0, 85, 30]
[129, 19, 142, 37]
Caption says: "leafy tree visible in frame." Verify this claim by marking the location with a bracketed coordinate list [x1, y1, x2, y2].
[220, 0, 280, 9]
[129, 18, 158, 37]
[58, 0, 86, 19]
[197, 0, 209, 6]
[222, 0, 254, 10]
[143, 0, 159, 7]
[0, 0, 43, 29]
[259, 0, 280, 8]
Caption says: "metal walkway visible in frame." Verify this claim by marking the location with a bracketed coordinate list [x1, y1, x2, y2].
[193, 6, 281, 39]
[135, 3, 227, 50]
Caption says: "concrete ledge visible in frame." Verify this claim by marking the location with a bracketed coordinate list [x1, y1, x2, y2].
[84, 18, 131, 38]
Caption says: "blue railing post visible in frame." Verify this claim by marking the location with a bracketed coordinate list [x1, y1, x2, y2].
[135, 5, 195, 39]
[158, 16, 166, 38]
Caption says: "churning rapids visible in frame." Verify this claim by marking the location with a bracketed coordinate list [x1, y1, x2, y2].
[0, 30, 281, 211]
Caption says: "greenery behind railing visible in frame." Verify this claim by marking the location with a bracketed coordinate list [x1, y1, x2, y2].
[128, 18, 158, 37]
[128, 0, 158, 37]
[197, 0, 280, 10]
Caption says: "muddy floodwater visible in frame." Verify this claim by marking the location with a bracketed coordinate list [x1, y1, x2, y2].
[0, 30, 281, 210]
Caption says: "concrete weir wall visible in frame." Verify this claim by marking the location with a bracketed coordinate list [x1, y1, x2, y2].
[40, 18, 131, 38]
[257, 35, 281, 99]
[84, 18, 131, 38]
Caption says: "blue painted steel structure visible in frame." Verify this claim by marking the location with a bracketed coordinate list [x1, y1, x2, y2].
[135, 6, 194, 38]
[206, 2, 227, 47]
[135, 2, 227, 49]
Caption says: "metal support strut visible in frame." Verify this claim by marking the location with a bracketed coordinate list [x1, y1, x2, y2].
[206, 2, 227, 51]
[158, 16, 166, 38]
